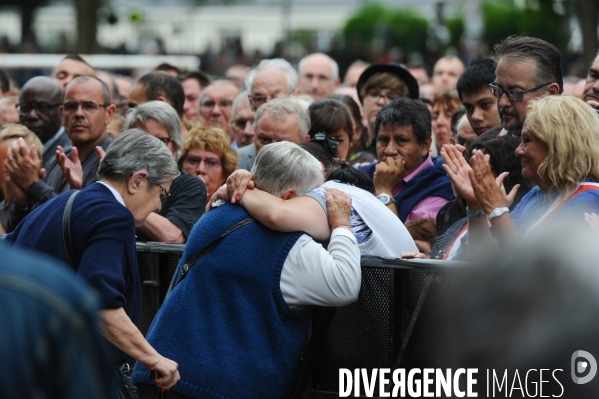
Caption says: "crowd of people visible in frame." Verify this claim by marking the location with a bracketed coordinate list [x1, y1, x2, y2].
[2, 33, 599, 397]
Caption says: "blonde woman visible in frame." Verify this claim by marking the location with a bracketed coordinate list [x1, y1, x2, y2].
[0, 124, 44, 232]
[179, 126, 238, 200]
[444, 96, 599, 250]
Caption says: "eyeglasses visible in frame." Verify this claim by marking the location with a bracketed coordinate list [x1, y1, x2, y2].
[157, 183, 171, 200]
[488, 82, 551, 102]
[16, 102, 62, 115]
[233, 117, 254, 130]
[63, 101, 108, 114]
[249, 94, 276, 109]
[366, 89, 401, 103]
[183, 156, 222, 169]
[155, 136, 173, 146]
[200, 99, 233, 109]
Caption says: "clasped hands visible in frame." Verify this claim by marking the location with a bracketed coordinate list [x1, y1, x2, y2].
[440, 144, 520, 214]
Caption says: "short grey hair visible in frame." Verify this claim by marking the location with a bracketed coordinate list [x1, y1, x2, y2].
[245, 59, 298, 94]
[253, 97, 310, 140]
[124, 101, 182, 151]
[298, 53, 339, 81]
[98, 129, 179, 186]
[251, 141, 323, 197]
[231, 90, 250, 120]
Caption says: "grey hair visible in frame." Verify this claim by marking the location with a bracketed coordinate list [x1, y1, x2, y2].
[298, 53, 339, 81]
[124, 101, 182, 151]
[98, 129, 179, 185]
[253, 97, 310, 140]
[456, 114, 469, 136]
[231, 90, 250, 120]
[251, 141, 323, 197]
[245, 58, 298, 94]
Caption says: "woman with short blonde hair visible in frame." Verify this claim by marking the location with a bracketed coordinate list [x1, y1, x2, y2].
[179, 126, 239, 199]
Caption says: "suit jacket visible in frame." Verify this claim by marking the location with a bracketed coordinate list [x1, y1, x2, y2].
[42, 128, 72, 169]
[236, 143, 256, 171]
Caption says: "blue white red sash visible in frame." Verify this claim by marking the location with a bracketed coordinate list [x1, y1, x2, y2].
[442, 224, 469, 260]
[523, 182, 599, 237]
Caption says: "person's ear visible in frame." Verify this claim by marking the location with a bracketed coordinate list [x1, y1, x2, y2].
[421, 136, 433, 157]
[157, 95, 169, 104]
[105, 104, 116, 125]
[282, 189, 297, 200]
[303, 135, 311, 142]
[546, 82, 560, 96]
[128, 170, 148, 194]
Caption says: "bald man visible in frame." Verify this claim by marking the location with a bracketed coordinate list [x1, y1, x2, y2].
[297, 53, 340, 100]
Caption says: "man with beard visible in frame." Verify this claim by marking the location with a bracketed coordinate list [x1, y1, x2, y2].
[479, 36, 562, 139]
[199, 80, 239, 147]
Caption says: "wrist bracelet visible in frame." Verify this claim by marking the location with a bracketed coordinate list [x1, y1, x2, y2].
[487, 207, 510, 221]
[466, 206, 486, 218]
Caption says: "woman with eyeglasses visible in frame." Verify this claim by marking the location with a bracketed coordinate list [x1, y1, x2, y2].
[444, 96, 599, 254]
[179, 126, 239, 200]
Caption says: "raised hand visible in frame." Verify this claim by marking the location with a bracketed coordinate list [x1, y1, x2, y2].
[225, 169, 255, 203]
[468, 149, 508, 214]
[6, 138, 43, 191]
[441, 144, 477, 207]
[56, 146, 83, 190]
[324, 188, 352, 231]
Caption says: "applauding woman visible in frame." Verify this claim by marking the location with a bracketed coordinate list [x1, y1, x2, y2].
[444, 96, 599, 252]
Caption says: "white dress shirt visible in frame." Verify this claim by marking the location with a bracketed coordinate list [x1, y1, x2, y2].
[280, 227, 361, 308]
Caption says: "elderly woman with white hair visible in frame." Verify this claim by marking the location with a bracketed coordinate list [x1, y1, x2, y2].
[133, 141, 359, 399]
[7, 130, 182, 395]
[124, 100, 208, 243]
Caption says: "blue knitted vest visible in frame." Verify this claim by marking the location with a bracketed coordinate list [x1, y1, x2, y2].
[360, 157, 453, 222]
[132, 204, 311, 399]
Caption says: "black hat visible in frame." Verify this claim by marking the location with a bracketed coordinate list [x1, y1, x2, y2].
[356, 63, 419, 105]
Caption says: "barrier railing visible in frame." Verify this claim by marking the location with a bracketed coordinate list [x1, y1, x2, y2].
[134, 244, 471, 397]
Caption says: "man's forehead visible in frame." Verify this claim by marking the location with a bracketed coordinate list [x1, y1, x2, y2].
[203, 82, 238, 99]
[303, 56, 333, 76]
[64, 79, 103, 100]
[252, 69, 288, 92]
[54, 59, 94, 75]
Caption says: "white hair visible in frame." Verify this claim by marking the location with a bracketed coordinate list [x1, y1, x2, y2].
[253, 97, 310, 140]
[245, 59, 298, 94]
[251, 141, 323, 197]
[298, 53, 339, 81]
[124, 100, 182, 151]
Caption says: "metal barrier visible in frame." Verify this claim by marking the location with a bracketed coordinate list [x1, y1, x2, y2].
[134, 245, 471, 397]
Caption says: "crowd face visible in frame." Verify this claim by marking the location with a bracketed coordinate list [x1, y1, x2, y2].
[455, 119, 478, 148]
[328, 128, 351, 159]
[134, 118, 176, 159]
[432, 102, 454, 147]
[298, 54, 338, 100]
[583, 55, 599, 105]
[250, 69, 290, 111]
[231, 98, 255, 148]
[52, 59, 95, 89]
[343, 64, 368, 88]
[200, 82, 239, 134]
[181, 146, 225, 199]
[362, 86, 400, 129]
[181, 78, 202, 123]
[515, 124, 550, 190]
[0, 102, 19, 127]
[461, 88, 500, 135]
[18, 79, 63, 143]
[376, 124, 430, 179]
[128, 83, 149, 107]
[61, 79, 114, 147]
[432, 58, 465, 93]
[254, 113, 303, 154]
[494, 59, 543, 134]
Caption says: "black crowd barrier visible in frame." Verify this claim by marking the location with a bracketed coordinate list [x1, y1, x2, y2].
[134, 243, 471, 398]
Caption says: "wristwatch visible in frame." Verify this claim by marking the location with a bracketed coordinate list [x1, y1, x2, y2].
[377, 193, 396, 205]
[488, 207, 510, 221]
[466, 206, 486, 218]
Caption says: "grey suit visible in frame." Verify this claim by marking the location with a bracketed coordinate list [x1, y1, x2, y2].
[236, 143, 256, 171]
[42, 128, 72, 170]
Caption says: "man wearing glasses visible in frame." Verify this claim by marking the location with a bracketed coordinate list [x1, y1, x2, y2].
[230, 91, 255, 149]
[480, 36, 562, 139]
[199, 80, 239, 146]
[7, 76, 114, 210]
[17, 76, 70, 168]
[237, 58, 298, 170]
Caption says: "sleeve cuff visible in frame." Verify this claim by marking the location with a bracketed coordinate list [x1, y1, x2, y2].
[331, 227, 357, 243]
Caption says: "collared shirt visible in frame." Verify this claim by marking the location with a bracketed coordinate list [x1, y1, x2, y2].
[392, 155, 449, 223]
[280, 228, 361, 307]
[43, 127, 65, 153]
[96, 181, 125, 207]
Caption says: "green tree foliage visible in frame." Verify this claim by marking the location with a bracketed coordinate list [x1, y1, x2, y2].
[482, 1, 568, 52]
[445, 14, 464, 49]
[342, 3, 429, 53]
